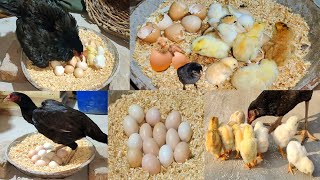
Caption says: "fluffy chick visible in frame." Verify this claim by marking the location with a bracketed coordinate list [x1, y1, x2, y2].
[231, 59, 279, 90]
[218, 124, 235, 159]
[207, 3, 229, 27]
[263, 22, 294, 66]
[177, 62, 203, 90]
[227, 110, 245, 127]
[217, 22, 238, 46]
[232, 124, 244, 159]
[233, 22, 265, 62]
[192, 35, 230, 59]
[254, 121, 269, 160]
[272, 116, 299, 158]
[240, 125, 258, 169]
[287, 140, 314, 176]
[206, 117, 223, 159]
[205, 57, 238, 85]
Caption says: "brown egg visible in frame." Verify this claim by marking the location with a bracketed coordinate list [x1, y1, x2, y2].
[127, 148, 143, 168]
[142, 154, 161, 175]
[181, 15, 202, 33]
[174, 142, 191, 163]
[172, 52, 189, 69]
[74, 68, 84, 78]
[153, 122, 167, 147]
[64, 65, 74, 74]
[150, 49, 172, 72]
[189, 4, 207, 20]
[137, 22, 161, 43]
[139, 123, 153, 141]
[143, 137, 159, 156]
[166, 128, 180, 151]
[164, 23, 185, 43]
[168, 2, 188, 21]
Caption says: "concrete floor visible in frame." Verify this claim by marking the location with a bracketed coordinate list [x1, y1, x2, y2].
[0, 102, 108, 180]
[204, 91, 320, 180]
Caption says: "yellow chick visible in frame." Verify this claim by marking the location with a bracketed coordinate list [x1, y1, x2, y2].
[227, 110, 245, 127]
[218, 123, 234, 159]
[240, 125, 258, 169]
[205, 57, 238, 85]
[192, 35, 230, 58]
[263, 22, 294, 66]
[232, 124, 244, 159]
[205, 117, 223, 159]
[231, 59, 279, 90]
[233, 22, 266, 62]
[207, 3, 229, 27]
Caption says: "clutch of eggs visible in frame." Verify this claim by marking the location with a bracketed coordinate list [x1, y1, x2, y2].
[27, 142, 69, 167]
[124, 104, 193, 175]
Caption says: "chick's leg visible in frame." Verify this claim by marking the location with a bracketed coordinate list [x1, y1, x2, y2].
[265, 116, 283, 133]
[244, 163, 252, 170]
[287, 163, 294, 175]
[257, 152, 263, 160]
[235, 151, 241, 159]
[278, 146, 286, 158]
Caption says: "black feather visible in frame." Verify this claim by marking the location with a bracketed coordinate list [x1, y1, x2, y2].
[177, 62, 202, 90]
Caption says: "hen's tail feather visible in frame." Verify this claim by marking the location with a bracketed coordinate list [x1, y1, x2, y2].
[0, 0, 20, 16]
[85, 119, 108, 144]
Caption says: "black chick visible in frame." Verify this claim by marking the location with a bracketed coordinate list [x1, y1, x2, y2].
[177, 62, 202, 90]
[248, 90, 318, 143]
[4, 92, 107, 164]
[0, 0, 83, 68]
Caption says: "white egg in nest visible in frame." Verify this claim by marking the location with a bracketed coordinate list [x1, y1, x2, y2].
[178, 121, 193, 142]
[35, 146, 44, 151]
[31, 155, 41, 163]
[166, 110, 181, 130]
[127, 133, 143, 150]
[159, 145, 174, 167]
[142, 154, 161, 175]
[128, 104, 145, 124]
[143, 137, 159, 156]
[153, 122, 167, 147]
[174, 142, 191, 163]
[48, 161, 59, 168]
[166, 128, 180, 151]
[123, 115, 139, 137]
[43, 142, 53, 150]
[35, 159, 48, 166]
[139, 123, 153, 141]
[146, 107, 161, 126]
[37, 149, 47, 157]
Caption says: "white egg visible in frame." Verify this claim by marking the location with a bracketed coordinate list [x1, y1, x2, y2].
[54, 65, 65, 76]
[159, 145, 174, 167]
[166, 128, 180, 151]
[178, 122, 193, 142]
[38, 149, 47, 157]
[146, 107, 161, 126]
[143, 137, 159, 156]
[165, 110, 181, 130]
[127, 133, 143, 150]
[128, 104, 145, 124]
[28, 150, 37, 158]
[142, 154, 161, 175]
[153, 122, 167, 147]
[35, 146, 44, 151]
[52, 156, 62, 165]
[139, 123, 153, 141]
[76, 61, 88, 71]
[31, 155, 41, 163]
[43, 143, 53, 150]
[123, 115, 139, 137]
[174, 142, 191, 163]
[48, 161, 59, 168]
[45, 151, 55, 160]
[127, 148, 143, 168]
[35, 159, 48, 166]
[57, 149, 68, 158]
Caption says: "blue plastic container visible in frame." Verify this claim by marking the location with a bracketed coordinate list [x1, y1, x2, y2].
[77, 91, 108, 115]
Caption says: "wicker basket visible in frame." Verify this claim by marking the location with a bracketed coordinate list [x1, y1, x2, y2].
[85, 0, 129, 39]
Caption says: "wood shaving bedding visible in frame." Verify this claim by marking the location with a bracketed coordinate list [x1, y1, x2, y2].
[26, 29, 115, 91]
[133, 0, 311, 90]
[8, 133, 93, 173]
[108, 91, 204, 179]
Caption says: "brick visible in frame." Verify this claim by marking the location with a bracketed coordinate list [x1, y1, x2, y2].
[88, 156, 108, 180]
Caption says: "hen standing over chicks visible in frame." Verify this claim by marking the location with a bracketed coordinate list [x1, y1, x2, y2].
[0, 0, 83, 68]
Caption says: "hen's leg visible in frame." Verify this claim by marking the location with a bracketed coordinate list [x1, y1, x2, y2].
[297, 101, 319, 144]
[264, 116, 283, 133]
[62, 142, 78, 165]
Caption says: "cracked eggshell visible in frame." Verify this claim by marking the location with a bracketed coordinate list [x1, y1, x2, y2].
[156, 13, 173, 30]
[168, 2, 188, 21]
[137, 22, 161, 43]
[189, 4, 207, 20]
[164, 23, 185, 43]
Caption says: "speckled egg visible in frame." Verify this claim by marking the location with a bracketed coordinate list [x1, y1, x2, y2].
[159, 145, 174, 167]
[142, 154, 161, 175]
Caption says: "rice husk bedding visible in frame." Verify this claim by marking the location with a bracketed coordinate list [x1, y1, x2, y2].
[108, 90, 204, 179]
[26, 29, 115, 91]
[8, 133, 93, 173]
[133, 0, 311, 90]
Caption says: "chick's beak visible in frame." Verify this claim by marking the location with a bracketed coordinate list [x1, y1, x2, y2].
[3, 95, 11, 102]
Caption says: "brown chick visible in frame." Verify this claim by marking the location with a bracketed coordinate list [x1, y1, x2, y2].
[205, 117, 224, 160]
[263, 22, 294, 66]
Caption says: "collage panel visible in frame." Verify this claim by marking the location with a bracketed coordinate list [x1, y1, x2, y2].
[0, 91, 108, 179]
[204, 90, 320, 179]
[108, 90, 204, 179]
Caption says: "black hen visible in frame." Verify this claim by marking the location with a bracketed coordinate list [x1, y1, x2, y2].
[4, 92, 107, 163]
[248, 90, 318, 143]
[0, 0, 83, 68]
[177, 62, 203, 90]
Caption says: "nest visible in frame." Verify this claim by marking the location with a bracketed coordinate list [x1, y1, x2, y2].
[85, 0, 130, 39]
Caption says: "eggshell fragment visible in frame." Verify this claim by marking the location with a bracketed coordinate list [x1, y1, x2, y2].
[143, 137, 159, 156]
[156, 13, 173, 30]
[168, 2, 188, 21]
[146, 107, 161, 126]
[74, 68, 84, 78]
[139, 123, 153, 141]
[57, 149, 68, 158]
[172, 52, 189, 69]
[166, 128, 180, 150]
[142, 154, 161, 175]
[49, 161, 59, 168]
[137, 23, 161, 43]
[123, 115, 139, 136]
[174, 142, 191, 163]
[178, 121, 193, 142]
[159, 145, 174, 167]
[153, 122, 167, 147]
[181, 15, 202, 33]
[150, 49, 172, 72]
[128, 104, 145, 124]
[164, 23, 185, 43]
[189, 4, 207, 20]
[165, 110, 181, 130]
[127, 148, 143, 168]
